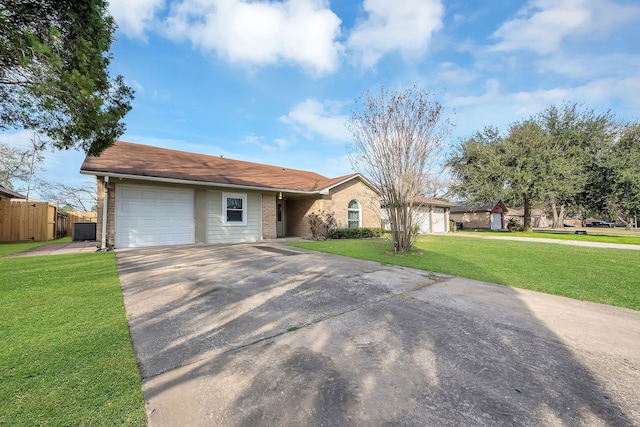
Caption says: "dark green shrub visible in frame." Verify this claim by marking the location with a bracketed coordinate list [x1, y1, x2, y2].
[506, 217, 524, 232]
[329, 227, 385, 239]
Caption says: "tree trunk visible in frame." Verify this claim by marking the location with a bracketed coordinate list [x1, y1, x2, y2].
[389, 204, 413, 252]
[550, 201, 565, 229]
[523, 195, 532, 232]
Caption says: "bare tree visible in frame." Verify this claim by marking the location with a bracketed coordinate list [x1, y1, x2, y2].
[0, 140, 43, 190]
[38, 178, 97, 211]
[347, 85, 452, 252]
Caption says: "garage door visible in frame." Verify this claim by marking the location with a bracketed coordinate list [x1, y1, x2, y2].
[433, 208, 446, 233]
[115, 185, 194, 248]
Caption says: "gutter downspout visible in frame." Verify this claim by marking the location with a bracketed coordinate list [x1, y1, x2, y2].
[101, 176, 109, 251]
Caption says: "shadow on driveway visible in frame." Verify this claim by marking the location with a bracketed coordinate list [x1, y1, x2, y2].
[115, 243, 640, 426]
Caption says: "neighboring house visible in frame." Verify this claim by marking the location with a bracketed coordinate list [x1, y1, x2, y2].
[505, 208, 549, 228]
[80, 141, 380, 248]
[0, 185, 26, 200]
[382, 196, 455, 233]
[450, 200, 508, 230]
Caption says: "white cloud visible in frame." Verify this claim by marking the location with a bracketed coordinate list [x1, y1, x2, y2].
[434, 62, 477, 86]
[491, 0, 640, 54]
[163, 0, 342, 75]
[280, 98, 351, 142]
[346, 0, 444, 68]
[538, 53, 640, 80]
[108, 0, 165, 39]
[238, 134, 292, 151]
[446, 75, 640, 138]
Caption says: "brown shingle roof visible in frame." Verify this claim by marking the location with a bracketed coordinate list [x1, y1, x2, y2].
[0, 185, 26, 199]
[414, 196, 456, 207]
[80, 141, 360, 193]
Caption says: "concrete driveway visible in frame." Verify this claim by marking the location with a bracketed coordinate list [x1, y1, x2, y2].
[116, 242, 640, 426]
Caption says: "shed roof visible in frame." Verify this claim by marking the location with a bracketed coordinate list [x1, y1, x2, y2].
[0, 185, 26, 199]
[450, 200, 508, 213]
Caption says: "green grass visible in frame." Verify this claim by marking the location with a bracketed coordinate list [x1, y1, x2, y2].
[0, 251, 147, 426]
[291, 235, 640, 311]
[460, 230, 640, 245]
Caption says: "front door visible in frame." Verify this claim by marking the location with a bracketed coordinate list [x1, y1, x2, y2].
[276, 201, 285, 237]
[490, 212, 502, 230]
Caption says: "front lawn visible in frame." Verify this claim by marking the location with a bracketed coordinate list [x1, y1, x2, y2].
[291, 235, 640, 311]
[0, 248, 147, 426]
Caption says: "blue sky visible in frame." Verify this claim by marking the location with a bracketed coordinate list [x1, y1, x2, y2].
[3, 0, 640, 201]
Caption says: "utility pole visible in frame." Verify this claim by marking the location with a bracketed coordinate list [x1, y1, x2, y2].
[25, 131, 42, 201]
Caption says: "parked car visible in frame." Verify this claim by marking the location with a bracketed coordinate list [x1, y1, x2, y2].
[587, 221, 616, 228]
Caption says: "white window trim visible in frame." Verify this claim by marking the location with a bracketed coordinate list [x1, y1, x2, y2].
[348, 199, 361, 228]
[222, 192, 247, 226]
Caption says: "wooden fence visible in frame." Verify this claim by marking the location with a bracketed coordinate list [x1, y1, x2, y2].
[67, 211, 97, 232]
[0, 201, 98, 242]
[0, 200, 57, 242]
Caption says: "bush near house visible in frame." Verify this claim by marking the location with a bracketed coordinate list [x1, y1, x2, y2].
[507, 218, 524, 232]
[329, 227, 386, 239]
[308, 211, 337, 240]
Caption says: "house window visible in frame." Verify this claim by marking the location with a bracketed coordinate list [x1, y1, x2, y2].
[222, 193, 247, 226]
[348, 199, 361, 228]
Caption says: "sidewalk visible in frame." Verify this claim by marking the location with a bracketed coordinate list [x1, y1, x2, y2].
[450, 232, 640, 250]
[7, 241, 98, 257]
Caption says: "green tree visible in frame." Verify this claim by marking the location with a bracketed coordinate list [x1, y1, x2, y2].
[347, 85, 452, 252]
[536, 103, 614, 228]
[0, 0, 133, 156]
[447, 126, 505, 205]
[587, 123, 640, 230]
[449, 120, 552, 232]
[449, 103, 617, 231]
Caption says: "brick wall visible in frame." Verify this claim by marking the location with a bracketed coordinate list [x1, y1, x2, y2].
[325, 180, 380, 229]
[450, 212, 490, 229]
[262, 194, 277, 239]
[285, 179, 381, 238]
[286, 197, 324, 238]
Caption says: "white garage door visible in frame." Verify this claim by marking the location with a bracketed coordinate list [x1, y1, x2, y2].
[433, 208, 446, 233]
[116, 185, 194, 248]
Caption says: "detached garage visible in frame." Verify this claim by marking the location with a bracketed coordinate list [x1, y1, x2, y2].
[382, 197, 454, 234]
[116, 185, 194, 248]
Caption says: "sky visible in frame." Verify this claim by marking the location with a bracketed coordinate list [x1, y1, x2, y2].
[3, 0, 640, 202]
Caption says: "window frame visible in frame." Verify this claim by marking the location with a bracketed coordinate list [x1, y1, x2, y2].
[348, 199, 361, 229]
[222, 192, 247, 226]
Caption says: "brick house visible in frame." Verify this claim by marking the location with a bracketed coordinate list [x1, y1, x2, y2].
[449, 200, 508, 230]
[80, 141, 380, 248]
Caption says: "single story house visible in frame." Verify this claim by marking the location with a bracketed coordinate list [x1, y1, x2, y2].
[80, 141, 380, 249]
[450, 200, 508, 230]
[0, 185, 26, 200]
[382, 196, 456, 233]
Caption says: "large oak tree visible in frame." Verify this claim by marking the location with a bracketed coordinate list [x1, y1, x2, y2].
[0, 0, 133, 155]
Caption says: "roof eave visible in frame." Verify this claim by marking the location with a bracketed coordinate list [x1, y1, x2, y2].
[320, 174, 380, 194]
[80, 170, 324, 195]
